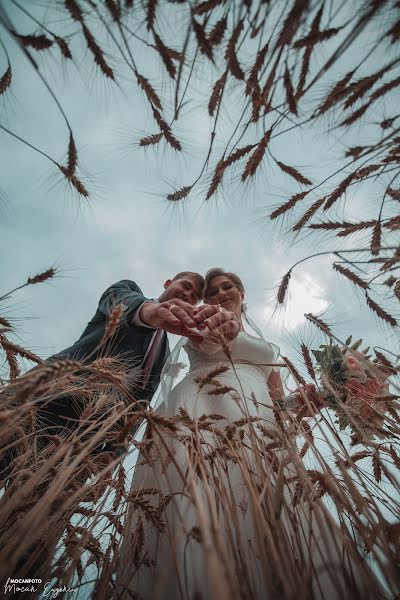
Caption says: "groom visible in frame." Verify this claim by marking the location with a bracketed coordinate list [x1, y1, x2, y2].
[2, 271, 242, 578]
[1, 272, 240, 484]
[31, 272, 240, 460]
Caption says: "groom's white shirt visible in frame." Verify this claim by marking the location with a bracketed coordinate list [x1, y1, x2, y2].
[132, 299, 159, 329]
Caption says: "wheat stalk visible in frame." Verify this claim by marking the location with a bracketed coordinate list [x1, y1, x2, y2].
[277, 270, 292, 304]
[365, 294, 397, 327]
[333, 263, 369, 290]
[0, 66, 12, 95]
[241, 129, 271, 181]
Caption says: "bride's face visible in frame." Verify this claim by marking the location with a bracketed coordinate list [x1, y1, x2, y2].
[205, 275, 244, 317]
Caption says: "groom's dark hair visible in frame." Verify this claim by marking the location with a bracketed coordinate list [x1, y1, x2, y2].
[172, 271, 204, 293]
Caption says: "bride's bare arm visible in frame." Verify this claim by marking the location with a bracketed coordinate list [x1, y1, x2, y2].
[267, 369, 323, 416]
[267, 369, 285, 402]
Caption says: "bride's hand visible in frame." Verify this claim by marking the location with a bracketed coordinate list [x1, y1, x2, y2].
[192, 304, 220, 329]
[293, 384, 324, 416]
[202, 309, 241, 342]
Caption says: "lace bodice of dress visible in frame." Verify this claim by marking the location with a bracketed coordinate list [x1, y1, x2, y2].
[184, 331, 279, 379]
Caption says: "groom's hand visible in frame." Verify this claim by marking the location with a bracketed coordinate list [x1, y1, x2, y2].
[139, 299, 203, 338]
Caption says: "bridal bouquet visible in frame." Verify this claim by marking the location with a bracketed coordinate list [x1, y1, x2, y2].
[311, 338, 397, 437]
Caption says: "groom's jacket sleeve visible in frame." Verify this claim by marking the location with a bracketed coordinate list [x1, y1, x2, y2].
[97, 280, 152, 324]
[48, 279, 171, 401]
[48, 280, 156, 366]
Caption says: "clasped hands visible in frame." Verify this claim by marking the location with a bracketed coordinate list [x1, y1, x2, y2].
[139, 299, 240, 342]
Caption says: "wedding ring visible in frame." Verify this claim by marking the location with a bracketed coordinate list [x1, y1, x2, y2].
[169, 304, 179, 311]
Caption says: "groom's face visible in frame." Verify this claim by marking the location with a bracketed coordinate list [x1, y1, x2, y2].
[161, 275, 202, 305]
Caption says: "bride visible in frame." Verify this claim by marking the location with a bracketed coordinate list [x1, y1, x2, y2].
[115, 268, 382, 600]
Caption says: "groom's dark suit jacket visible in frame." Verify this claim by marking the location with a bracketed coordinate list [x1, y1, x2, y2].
[45, 279, 170, 448]
[1, 280, 169, 479]
[50, 279, 170, 399]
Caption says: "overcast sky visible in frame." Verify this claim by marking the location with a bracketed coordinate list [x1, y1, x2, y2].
[1, 1, 398, 377]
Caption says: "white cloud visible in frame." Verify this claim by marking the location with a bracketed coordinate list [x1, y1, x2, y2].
[263, 272, 329, 332]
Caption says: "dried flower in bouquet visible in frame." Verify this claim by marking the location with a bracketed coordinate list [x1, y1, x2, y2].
[312, 338, 398, 437]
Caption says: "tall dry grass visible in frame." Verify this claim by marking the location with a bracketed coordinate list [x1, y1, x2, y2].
[1, 291, 399, 597]
[115, 366, 400, 599]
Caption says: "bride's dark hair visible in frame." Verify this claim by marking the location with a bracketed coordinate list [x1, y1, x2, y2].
[203, 268, 245, 302]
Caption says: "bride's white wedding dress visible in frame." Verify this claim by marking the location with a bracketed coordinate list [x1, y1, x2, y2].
[115, 332, 378, 600]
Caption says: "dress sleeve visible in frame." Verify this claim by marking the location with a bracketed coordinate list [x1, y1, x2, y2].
[97, 280, 152, 324]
